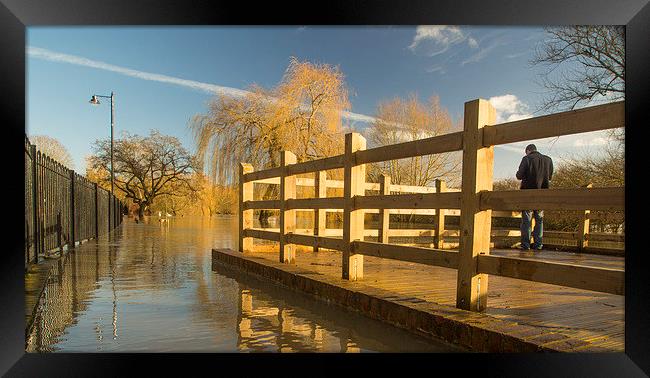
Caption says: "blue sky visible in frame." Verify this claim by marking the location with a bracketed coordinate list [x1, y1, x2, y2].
[26, 26, 615, 180]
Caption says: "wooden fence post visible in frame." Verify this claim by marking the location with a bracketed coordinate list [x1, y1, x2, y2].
[456, 99, 495, 312]
[280, 151, 297, 263]
[31, 144, 39, 264]
[378, 174, 391, 244]
[314, 170, 327, 252]
[69, 170, 76, 249]
[239, 163, 254, 253]
[94, 183, 99, 239]
[578, 183, 593, 252]
[433, 179, 446, 249]
[342, 132, 366, 280]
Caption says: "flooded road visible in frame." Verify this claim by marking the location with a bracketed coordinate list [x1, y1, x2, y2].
[27, 216, 464, 352]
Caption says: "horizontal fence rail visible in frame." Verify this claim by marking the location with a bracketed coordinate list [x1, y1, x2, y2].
[25, 135, 125, 268]
[477, 254, 624, 295]
[482, 101, 625, 147]
[480, 187, 625, 211]
[238, 99, 625, 313]
[242, 226, 623, 247]
[354, 192, 462, 210]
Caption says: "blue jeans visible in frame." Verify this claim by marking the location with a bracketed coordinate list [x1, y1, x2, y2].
[521, 210, 543, 249]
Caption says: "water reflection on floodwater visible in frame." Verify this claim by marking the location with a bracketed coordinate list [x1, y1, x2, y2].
[26, 216, 464, 352]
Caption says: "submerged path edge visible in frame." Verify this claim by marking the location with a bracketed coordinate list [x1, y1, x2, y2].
[212, 248, 612, 353]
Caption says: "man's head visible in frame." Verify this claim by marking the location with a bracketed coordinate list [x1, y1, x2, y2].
[525, 144, 537, 155]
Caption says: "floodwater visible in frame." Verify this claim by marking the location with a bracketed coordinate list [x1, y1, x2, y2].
[26, 216, 464, 353]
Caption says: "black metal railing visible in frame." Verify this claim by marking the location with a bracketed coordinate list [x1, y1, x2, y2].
[25, 135, 125, 268]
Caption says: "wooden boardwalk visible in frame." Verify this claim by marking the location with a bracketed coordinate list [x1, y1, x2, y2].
[237, 246, 624, 352]
[233, 99, 625, 351]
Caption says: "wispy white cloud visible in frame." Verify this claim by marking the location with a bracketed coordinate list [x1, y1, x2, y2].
[495, 144, 527, 154]
[408, 26, 477, 56]
[505, 51, 527, 59]
[494, 131, 614, 157]
[410, 27, 514, 74]
[28, 46, 251, 99]
[340, 111, 380, 124]
[28, 46, 380, 124]
[426, 65, 446, 74]
[488, 94, 533, 123]
[462, 41, 502, 66]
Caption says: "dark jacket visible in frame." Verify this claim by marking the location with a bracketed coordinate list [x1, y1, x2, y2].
[516, 151, 553, 189]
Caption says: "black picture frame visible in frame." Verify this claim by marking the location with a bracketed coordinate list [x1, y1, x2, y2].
[1, 0, 648, 376]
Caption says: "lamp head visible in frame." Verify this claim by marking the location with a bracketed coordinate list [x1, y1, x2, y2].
[89, 95, 100, 105]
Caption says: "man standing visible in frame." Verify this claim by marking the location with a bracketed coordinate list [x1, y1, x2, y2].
[516, 144, 553, 250]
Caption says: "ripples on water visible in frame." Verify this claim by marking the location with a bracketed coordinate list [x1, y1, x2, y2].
[26, 216, 463, 353]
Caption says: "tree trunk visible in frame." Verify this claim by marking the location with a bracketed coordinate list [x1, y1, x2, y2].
[138, 203, 146, 218]
[258, 184, 277, 226]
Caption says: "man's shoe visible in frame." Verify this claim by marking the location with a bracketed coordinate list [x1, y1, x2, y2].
[519, 245, 531, 251]
[531, 245, 543, 250]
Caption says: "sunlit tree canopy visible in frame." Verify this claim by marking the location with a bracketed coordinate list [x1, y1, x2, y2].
[29, 134, 75, 170]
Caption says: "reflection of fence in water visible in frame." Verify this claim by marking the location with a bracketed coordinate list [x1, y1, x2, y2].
[26, 245, 114, 352]
[236, 289, 358, 352]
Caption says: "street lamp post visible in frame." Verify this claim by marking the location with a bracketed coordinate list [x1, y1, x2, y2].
[89, 92, 115, 195]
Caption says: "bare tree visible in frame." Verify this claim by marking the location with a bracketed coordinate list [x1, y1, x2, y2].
[531, 26, 624, 186]
[531, 26, 624, 112]
[366, 94, 462, 187]
[542, 151, 624, 233]
[88, 130, 197, 217]
[152, 174, 197, 216]
[29, 135, 75, 169]
[493, 178, 520, 191]
[555, 147, 624, 189]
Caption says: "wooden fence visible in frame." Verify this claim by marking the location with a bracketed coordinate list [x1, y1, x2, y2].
[238, 99, 625, 312]
[238, 178, 624, 253]
[25, 135, 125, 268]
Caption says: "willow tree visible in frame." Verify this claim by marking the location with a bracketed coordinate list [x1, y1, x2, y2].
[190, 57, 350, 185]
[88, 130, 197, 217]
[367, 94, 462, 187]
[190, 57, 350, 224]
